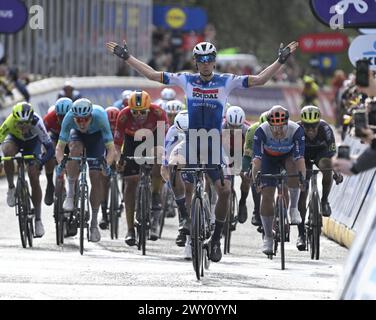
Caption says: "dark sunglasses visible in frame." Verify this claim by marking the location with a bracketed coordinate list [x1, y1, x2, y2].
[131, 109, 149, 116]
[196, 55, 216, 63]
[74, 115, 91, 124]
[303, 123, 319, 129]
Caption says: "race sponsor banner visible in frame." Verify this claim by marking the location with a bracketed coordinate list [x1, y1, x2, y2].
[0, 0, 28, 34]
[299, 33, 349, 53]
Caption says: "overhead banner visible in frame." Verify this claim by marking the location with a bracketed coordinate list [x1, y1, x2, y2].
[310, 0, 376, 29]
[0, 0, 28, 34]
[153, 6, 207, 31]
[348, 35, 376, 70]
[299, 33, 349, 53]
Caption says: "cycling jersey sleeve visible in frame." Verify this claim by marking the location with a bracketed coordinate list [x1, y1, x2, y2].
[162, 72, 188, 89]
[98, 111, 114, 146]
[253, 127, 265, 160]
[244, 122, 259, 158]
[225, 74, 250, 94]
[43, 112, 55, 133]
[292, 126, 305, 160]
[324, 123, 336, 157]
[58, 113, 74, 144]
[114, 109, 127, 147]
[34, 116, 54, 164]
[0, 115, 12, 144]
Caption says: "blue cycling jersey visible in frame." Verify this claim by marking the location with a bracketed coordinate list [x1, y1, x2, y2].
[253, 121, 305, 160]
[59, 105, 114, 145]
[162, 72, 249, 131]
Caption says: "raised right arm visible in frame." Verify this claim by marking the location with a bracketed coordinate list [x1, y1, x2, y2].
[106, 41, 163, 83]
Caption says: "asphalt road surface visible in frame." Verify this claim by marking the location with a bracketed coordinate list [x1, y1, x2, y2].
[0, 174, 348, 300]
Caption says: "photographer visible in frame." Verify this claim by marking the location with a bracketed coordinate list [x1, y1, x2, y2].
[333, 71, 376, 176]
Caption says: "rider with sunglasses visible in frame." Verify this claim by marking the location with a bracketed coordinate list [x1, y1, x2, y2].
[252, 105, 306, 255]
[107, 38, 298, 263]
[55, 98, 116, 243]
[0, 102, 55, 238]
[114, 90, 169, 246]
[296, 106, 342, 251]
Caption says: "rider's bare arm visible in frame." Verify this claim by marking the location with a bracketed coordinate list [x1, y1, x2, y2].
[248, 41, 299, 87]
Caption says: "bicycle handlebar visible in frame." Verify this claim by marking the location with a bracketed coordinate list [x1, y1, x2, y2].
[173, 164, 225, 187]
[0, 154, 35, 162]
[56, 154, 110, 177]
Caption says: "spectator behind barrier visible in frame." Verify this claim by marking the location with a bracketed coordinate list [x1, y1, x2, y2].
[333, 72, 376, 176]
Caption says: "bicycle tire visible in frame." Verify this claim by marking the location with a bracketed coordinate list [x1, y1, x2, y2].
[277, 197, 286, 270]
[203, 192, 211, 271]
[109, 175, 120, 240]
[191, 196, 203, 280]
[16, 181, 29, 248]
[311, 191, 321, 260]
[79, 184, 85, 255]
[137, 185, 148, 256]
[23, 181, 34, 247]
[54, 185, 65, 245]
[26, 215, 34, 247]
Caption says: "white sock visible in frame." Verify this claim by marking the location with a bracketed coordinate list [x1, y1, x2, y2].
[261, 215, 274, 238]
[67, 177, 76, 198]
[288, 188, 300, 210]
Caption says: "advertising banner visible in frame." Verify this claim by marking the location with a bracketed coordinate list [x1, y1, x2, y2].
[299, 33, 349, 53]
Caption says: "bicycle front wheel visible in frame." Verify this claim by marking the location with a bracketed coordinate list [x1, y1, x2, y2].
[16, 182, 31, 248]
[311, 191, 321, 260]
[109, 176, 120, 240]
[277, 197, 286, 270]
[79, 185, 86, 255]
[191, 197, 203, 280]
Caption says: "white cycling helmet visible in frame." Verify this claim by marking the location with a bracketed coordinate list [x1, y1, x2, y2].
[192, 42, 217, 57]
[174, 110, 189, 132]
[161, 88, 176, 101]
[226, 106, 245, 127]
[165, 100, 183, 115]
[121, 90, 133, 101]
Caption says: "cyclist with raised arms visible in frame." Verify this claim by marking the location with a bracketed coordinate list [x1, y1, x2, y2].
[43, 97, 73, 206]
[55, 98, 116, 243]
[252, 106, 306, 255]
[242, 111, 268, 227]
[296, 106, 341, 251]
[0, 102, 55, 237]
[107, 38, 298, 262]
[114, 90, 169, 246]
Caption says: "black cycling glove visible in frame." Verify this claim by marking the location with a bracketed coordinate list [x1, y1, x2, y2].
[113, 43, 130, 61]
[278, 43, 291, 64]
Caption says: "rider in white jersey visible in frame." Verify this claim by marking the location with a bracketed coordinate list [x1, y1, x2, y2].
[107, 39, 299, 262]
